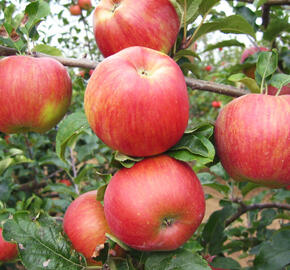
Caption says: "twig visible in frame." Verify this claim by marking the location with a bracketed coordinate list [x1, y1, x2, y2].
[225, 198, 290, 226]
[19, 180, 47, 191]
[0, 45, 247, 97]
[225, 0, 290, 5]
[69, 148, 80, 195]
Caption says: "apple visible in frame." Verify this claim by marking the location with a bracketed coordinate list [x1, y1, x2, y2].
[240, 46, 268, 79]
[212, 101, 221, 108]
[205, 65, 212, 72]
[59, 179, 72, 187]
[0, 227, 18, 262]
[77, 70, 86, 78]
[92, 0, 180, 57]
[104, 155, 205, 251]
[78, 0, 92, 10]
[63, 190, 111, 264]
[215, 94, 290, 188]
[69, 5, 82, 16]
[84, 46, 189, 157]
[0, 56, 72, 134]
[89, 69, 94, 76]
[266, 83, 290, 96]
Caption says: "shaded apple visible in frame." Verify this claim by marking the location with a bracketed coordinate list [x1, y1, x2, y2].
[93, 0, 180, 57]
[104, 155, 205, 251]
[63, 190, 110, 264]
[0, 56, 72, 134]
[84, 46, 189, 157]
[78, 0, 92, 10]
[0, 227, 18, 262]
[69, 5, 82, 15]
[215, 94, 290, 188]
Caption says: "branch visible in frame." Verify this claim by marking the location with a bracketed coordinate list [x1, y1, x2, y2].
[225, 199, 290, 226]
[226, 0, 290, 5]
[0, 45, 247, 97]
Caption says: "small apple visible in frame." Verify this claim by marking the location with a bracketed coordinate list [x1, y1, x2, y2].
[205, 65, 212, 72]
[215, 94, 290, 188]
[69, 5, 82, 16]
[63, 190, 111, 264]
[77, 70, 86, 78]
[0, 56, 72, 134]
[240, 46, 268, 79]
[93, 0, 180, 57]
[219, 47, 223, 51]
[0, 227, 18, 262]
[212, 101, 221, 108]
[266, 84, 290, 96]
[84, 46, 189, 157]
[89, 69, 94, 76]
[78, 0, 92, 10]
[59, 179, 72, 187]
[104, 155, 205, 251]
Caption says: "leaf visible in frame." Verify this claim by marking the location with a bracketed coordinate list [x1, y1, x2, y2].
[111, 152, 143, 169]
[106, 233, 131, 252]
[192, 15, 256, 43]
[33, 44, 62, 56]
[209, 163, 229, 180]
[254, 0, 268, 8]
[167, 123, 215, 165]
[145, 249, 211, 270]
[0, 155, 32, 175]
[263, 17, 290, 42]
[199, 0, 220, 16]
[186, 0, 203, 24]
[56, 112, 90, 162]
[2, 212, 86, 270]
[174, 49, 201, 62]
[96, 184, 108, 201]
[268, 73, 290, 92]
[253, 229, 290, 270]
[256, 50, 278, 80]
[203, 39, 245, 53]
[228, 73, 260, 93]
[211, 256, 241, 269]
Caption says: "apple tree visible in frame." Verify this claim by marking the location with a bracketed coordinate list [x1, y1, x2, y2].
[0, 0, 289, 270]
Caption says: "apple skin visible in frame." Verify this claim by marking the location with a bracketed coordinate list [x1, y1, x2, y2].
[0, 56, 72, 134]
[215, 94, 290, 188]
[0, 227, 18, 262]
[78, 0, 92, 10]
[84, 46, 189, 157]
[267, 84, 290, 96]
[63, 190, 111, 264]
[104, 155, 205, 251]
[240, 46, 268, 79]
[69, 5, 82, 15]
[93, 0, 180, 57]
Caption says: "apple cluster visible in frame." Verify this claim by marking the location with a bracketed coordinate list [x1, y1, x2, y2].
[63, 0, 206, 265]
[69, 0, 92, 16]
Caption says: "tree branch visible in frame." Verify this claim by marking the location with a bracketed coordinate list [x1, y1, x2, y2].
[226, 0, 290, 5]
[225, 199, 290, 226]
[0, 45, 247, 97]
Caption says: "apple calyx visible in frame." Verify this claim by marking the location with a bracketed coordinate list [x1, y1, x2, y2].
[161, 216, 176, 228]
[112, 3, 121, 13]
[138, 69, 149, 77]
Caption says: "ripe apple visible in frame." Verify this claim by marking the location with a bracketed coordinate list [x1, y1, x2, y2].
[266, 83, 290, 95]
[240, 46, 268, 79]
[89, 69, 94, 76]
[69, 5, 82, 16]
[104, 155, 205, 251]
[84, 46, 189, 157]
[0, 227, 18, 262]
[92, 0, 180, 57]
[215, 94, 290, 188]
[63, 190, 111, 264]
[78, 0, 92, 10]
[59, 179, 72, 187]
[205, 65, 212, 72]
[212, 101, 221, 108]
[0, 56, 72, 134]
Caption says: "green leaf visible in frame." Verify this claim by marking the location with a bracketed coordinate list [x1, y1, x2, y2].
[209, 163, 230, 180]
[174, 49, 201, 62]
[4, 4, 16, 25]
[167, 123, 215, 165]
[0, 155, 32, 175]
[203, 39, 245, 53]
[111, 152, 143, 169]
[145, 249, 211, 270]
[211, 256, 241, 269]
[199, 0, 220, 16]
[2, 212, 86, 270]
[56, 112, 90, 162]
[263, 17, 290, 42]
[186, 0, 203, 23]
[33, 44, 62, 56]
[228, 73, 260, 93]
[268, 73, 290, 92]
[192, 15, 256, 43]
[96, 184, 108, 201]
[256, 50, 278, 80]
[106, 233, 131, 252]
[254, 0, 268, 8]
[253, 229, 290, 270]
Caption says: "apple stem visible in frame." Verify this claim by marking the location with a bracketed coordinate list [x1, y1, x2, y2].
[162, 217, 175, 227]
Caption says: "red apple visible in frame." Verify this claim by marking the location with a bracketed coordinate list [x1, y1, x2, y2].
[59, 179, 72, 187]
[93, 0, 180, 57]
[0, 227, 18, 262]
[212, 101, 221, 108]
[63, 190, 111, 264]
[215, 94, 290, 188]
[77, 70, 86, 78]
[69, 5, 82, 15]
[78, 0, 92, 10]
[205, 65, 212, 72]
[104, 155, 205, 251]
[266, 84, 290, 96]
[240, 46, 268, 79]
[89, 69, 94, 76]
[84, 46, 189, 157]
[0, 56, 72, 134]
